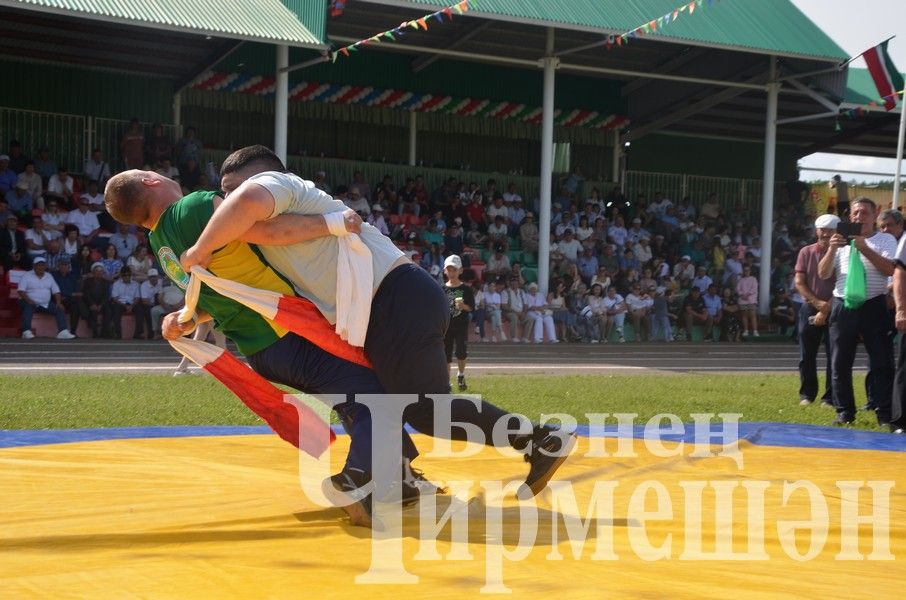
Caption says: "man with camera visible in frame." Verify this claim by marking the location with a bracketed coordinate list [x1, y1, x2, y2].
[818, 198, 897, 428]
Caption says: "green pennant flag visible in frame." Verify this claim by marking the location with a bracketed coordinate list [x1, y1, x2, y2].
[657, 17, 664, 28]
[384, 31, 395, 40]
[843, 240, 867, 309]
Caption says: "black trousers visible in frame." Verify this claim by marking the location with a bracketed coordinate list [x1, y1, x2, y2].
[891, 332, 906, 427]
[444, 318, 469, 362]
[829, 295, 894, 423]
[798, 303, 832, 402]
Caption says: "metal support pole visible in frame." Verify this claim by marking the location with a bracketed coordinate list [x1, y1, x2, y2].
[611, 129, 621, 183]
[538, 28, 557, 295]
[893, 98, 906, 209]
[172, 92, 182, 138]
[758, 58, 779, 316]
[408, 111, 417, 167]
[274, 45, 289, 163]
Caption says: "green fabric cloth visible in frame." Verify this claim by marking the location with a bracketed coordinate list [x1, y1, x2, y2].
[843, 240, 867, 310]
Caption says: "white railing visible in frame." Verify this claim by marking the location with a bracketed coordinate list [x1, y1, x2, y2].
[0, 107, 86, 174]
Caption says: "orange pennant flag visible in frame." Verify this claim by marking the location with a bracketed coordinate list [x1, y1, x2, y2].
[417, 17, 428, 30]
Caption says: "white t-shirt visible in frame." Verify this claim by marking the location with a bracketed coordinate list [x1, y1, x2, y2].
[47, 174, 73, 196]
[139, 279, 163, 302]
[249, 171, 405, 324]
[626, 293, 653, 312]
[557, 239, 582, 262]
[602, 294, 626, 313]
[832, 231, 897, 299]
[111, 279, 140, 304]
[24, 229, 52, 255]
[83, 192, 105, 208]
[19, 270, 60, 307]
[484, 290, 502, 309]
[66, 209, 100, 236]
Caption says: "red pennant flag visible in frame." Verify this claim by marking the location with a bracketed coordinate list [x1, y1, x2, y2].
[689, 1, 696, 13]
[443, 7, 453, 19]
[340, 47, 350, 56]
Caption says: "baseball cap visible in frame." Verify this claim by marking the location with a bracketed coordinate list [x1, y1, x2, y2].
[444, 254, 462, 269]
[814, 214, 840, 230]
[91, 262, 104, 270]
[681, 255, 691, 261]
[454, 216, 462, 224]
[408, 232, 417, 240]
[32, 256, 46, 264]
[0, 154, 9, 161]
[372, 204, 383, 212]
[148, 268, 159, 276]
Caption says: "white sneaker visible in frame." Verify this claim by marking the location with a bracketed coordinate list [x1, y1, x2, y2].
[499, 330, 508, 342]
[481, 337, 489, 343]
[512, 337, 522, 343]
[56, 329, 76, 340]
[22, 330, 35, 340]
[753, 331, 760, 337]
[491, 336, 497, 343]
[742, 330, 749, 337]
[590, 339, 599, 344]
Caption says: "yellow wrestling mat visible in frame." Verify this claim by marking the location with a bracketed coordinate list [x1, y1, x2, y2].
[1, 432, 904, 598]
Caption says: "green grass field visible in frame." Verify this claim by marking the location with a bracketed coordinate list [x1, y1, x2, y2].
[0, 373, 885, 432]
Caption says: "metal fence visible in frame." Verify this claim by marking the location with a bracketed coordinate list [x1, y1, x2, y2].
[0, 107, 86, 173]
[92, 117, 179, 171]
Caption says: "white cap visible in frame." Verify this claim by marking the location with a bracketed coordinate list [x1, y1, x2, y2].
[148, 268, 159, 276]
[444, 255, 462, 269]
[372, 204, 383, 212]
[814, 214, 840, 230]
[31, 256, 46, 264]
[681, 255, 691, 261]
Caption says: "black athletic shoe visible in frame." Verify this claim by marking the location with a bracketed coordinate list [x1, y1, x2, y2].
[401, 460, 447, 506]
[519, 428, 577, 497]
[324, 467, 373, 528]
[833, 414, 855, 427]
[457, 374, 467, 391]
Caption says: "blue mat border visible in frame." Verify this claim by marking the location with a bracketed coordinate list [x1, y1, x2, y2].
[2, 422, 904, 452]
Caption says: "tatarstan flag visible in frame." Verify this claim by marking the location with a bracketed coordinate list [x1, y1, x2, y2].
[862, 40, 904, 110]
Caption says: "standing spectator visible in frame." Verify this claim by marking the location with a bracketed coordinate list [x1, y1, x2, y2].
[17, 257, 76, 339]
[525, 282, 557, 343]
[602, 285, 627, 343]
[7, 141, 28, 174]
[108, 223, 138, 259]
[83, 148, 111, 187]
[736, 264, 759, 337]
[442, 255, 474, 391]
[470, 281, 487, 342]
[0, 154, 16, 194]
[146, 124, 173, 167]
[819, 197, 896, 427]
[444, 217, 465, 257]
[108, 266, 139, 338]
[121, 118, 146, 169]
[312, 170, 332, 195]
[683, 285, 710, 342]
[46, 167, 75, 207]
[771, 286, 796, 337]
[830, 174, 849, 217]
[1, 214, 26, 270]
[650, 287, 673, 342]
[625, 283, 653, 342]
[17, 161, 43, 204]
[52, 259, 81, 335]
[134, 267, 162, 339]
[79, 262, 111, 338]
[720, 287, 743, 342]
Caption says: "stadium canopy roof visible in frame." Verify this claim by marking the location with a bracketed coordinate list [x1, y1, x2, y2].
[0, 0, 326, 86]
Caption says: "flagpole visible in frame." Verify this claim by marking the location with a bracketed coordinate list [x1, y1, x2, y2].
[893, 92, 906, 210]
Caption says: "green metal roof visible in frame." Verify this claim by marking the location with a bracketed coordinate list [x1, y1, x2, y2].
[845, 68, 906, 106]
[377, 0, 848, 61]
[4, 0, 327, 47]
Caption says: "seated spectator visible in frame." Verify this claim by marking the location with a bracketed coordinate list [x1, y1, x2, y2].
[720, 287, 742, 342]
[485, 196, 508, 226]
[691, 266, 713, 293]
[108, 223, 138, 259]
[0, 154, 16, 195]
[590, 265, 611, 290]
[502, 182, 522, 206]
[127, 245, 154, 282]
[619, 248, 641, 273]
[44, 239, 72, 273]
[444, 217, 465, 257]
[525, 282, 557, 343]
[108, 266, 139, 338]
[46, 167, 75, 207]
[42, 200, 65, 239]
[486, 244, 511, 279]
[83, 148, 111, 187]
[520, 212, 539, 253]
[24, 217, 53, 259]
[1, 214, 26, 270]
[134, 268, 162, 339]
[344, 187, 370, 215]
[501, 276, 531, 342]
[100, 244, 124, 281]
[576, 247, 598, 285]
[465, 194, 485, 229]
[398, 178, 419, 216]
[400, 232, 420, 260]
[312, 170, 332, 195]
[18, 257, 76, 339]
[626, 283, 654, 342]
[598, 244, 619, 274]
[770, 286, 796, 337]
[634, 237, 653, 264]
[700, 193, 721, 220]
[602, 285, 627, 343]
[82, 179, 105, 213]
[548, 279, 574, 341]
[17, 161, 43, 205]
[682, 285, 710, 342]
[52, 259, 81, 334]
[483, 280, 506, 342]
[673, 255, 695, 283]
[65, 198, 101, 246]
[487, 215, 509, 249]
[420, 243, 445, 284]
[446, 195, 468, 226]
[465, 221, 486, 248]
[151, 282, 184, 339]
[349, 171, 372, 203]
[508, 198, 526, 231]
[155, 158, 180, 181]
[5, 181, 33, 217]
[366, 204, 390, 236]
[702, 283, 723, 342]
[79, 262, 112, 337]
[61, 225, 80, 257]
[557, 229, 582, 264]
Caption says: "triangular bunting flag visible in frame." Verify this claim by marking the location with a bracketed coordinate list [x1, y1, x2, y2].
[417, 17, 428, 30]
[650, 19, 657, 32]
[340, 47, 350, 56]
[689, 2, 696, 14]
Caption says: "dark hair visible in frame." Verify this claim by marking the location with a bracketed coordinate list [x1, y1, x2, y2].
[92, 147, 101, 154]
[851, 196, 877, 212]
[220, 145, 286, 177]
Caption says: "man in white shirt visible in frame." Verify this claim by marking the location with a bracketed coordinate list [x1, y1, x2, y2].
[46, 167, 74, 205]
[625, 283, 654, 342]
[673, 255, 695, 283]
[502, 183, 522, 206]
[501, 277, 531, 342]
[818, 197, 897, 427]
[66, 198, 101, 244]
[607, 216, 628, 248]
[109, 266, 140, 339]
[556, 229, 582, 264]
[691, 266, 713, 293]
[17, 256, 76, 339]
[24, 217, 52, 258]
[525, 282, 557, 343]
[134, 268, 163, 340]
[83, 148, 111, 186]
[626, 218, 651, 245]
[82, 179, 106, 213]
[601, 286, 627, 343]
[633, 237, 653, 264]
[344, 188, 370, 215]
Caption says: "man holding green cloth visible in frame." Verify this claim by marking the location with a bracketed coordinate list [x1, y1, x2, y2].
[818, 197, 897, 428]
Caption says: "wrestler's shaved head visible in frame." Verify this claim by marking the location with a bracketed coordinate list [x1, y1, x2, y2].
[105, 170, 180, 228]
[220, 145, 286, 194]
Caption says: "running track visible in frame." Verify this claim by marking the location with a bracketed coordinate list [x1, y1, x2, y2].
[0, 338, 868, 375]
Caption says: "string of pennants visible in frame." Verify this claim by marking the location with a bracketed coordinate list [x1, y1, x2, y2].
[189, 71, 628, 130]
[603, 0, 721, 50]
[836, 89, 904, 131]
[331, 0, 470, 62]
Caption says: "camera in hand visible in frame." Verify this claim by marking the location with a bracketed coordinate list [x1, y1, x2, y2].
[836, 222, 863, 239]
